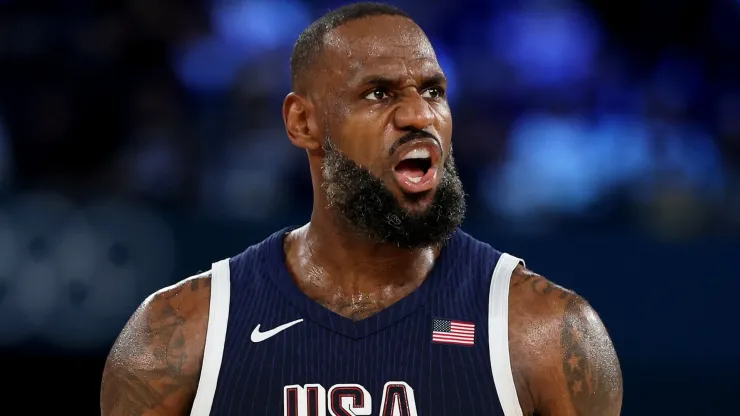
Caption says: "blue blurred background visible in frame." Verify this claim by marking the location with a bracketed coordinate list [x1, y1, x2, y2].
[0, 0, 738, 414]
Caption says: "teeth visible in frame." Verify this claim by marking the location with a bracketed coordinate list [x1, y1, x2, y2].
[408, 177, 422, 183]
[402, 148, 431, 160]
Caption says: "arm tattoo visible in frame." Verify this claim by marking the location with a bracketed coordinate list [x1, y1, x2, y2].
[560, 297, 623, 415]
[101, 276, 209, 415]
[520, 269, 570, 299]
[188, 276, 211, 292]
[513, 267, 622, 415]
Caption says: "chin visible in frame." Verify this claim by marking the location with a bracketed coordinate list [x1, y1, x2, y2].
[396, 188, 437, 212]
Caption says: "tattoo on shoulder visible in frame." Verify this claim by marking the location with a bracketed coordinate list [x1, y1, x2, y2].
[512, 266, 622, 414]
[516, 267, 571, 299]
[102, 276, 209, 415]
[189, 274, 212, 292]
[560, 297, 622, 415]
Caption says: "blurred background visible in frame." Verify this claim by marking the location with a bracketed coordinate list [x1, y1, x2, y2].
[0, 0, 738, 414]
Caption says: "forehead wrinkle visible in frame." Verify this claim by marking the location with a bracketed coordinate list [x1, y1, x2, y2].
[335, 36, 437, 62]
[323, 39, 440, 86]
[317, 17, 441, 94]
[347, 57, 444, 86]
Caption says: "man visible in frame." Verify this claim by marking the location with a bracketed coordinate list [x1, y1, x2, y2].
[100, 2, 623, 415]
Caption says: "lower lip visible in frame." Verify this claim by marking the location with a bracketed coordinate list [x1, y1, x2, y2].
[393, 166, 439, 194]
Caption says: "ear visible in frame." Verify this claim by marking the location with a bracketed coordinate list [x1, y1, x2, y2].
[283, 93, 321, 151]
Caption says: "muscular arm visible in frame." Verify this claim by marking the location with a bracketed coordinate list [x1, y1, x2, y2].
[101, 274, 211, 416]
[509, 266, 623, 416]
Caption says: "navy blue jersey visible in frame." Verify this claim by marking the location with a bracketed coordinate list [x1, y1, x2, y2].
[189, 228, 525, 416]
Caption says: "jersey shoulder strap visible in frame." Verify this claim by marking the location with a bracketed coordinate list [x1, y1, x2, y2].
[488, 252, 525, 416]
[190, 258, 231, 416]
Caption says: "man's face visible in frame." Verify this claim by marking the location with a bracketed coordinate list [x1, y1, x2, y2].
[314, 15, 465, 248]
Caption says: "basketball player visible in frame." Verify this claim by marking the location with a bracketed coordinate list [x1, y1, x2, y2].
[100, 3, 623, 415]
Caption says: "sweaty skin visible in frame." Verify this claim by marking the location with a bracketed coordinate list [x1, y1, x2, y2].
[101, 14, 622, 416]
[281, 16, 452, 320]
[101, 274, 210, 416]
[100, 267, 623, 415]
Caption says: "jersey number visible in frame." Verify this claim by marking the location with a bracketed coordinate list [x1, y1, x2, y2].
[284, 382, 418, 416]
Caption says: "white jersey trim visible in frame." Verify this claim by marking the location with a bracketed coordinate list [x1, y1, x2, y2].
[488, 253, 525, 416]
[190, 258, 231, 416]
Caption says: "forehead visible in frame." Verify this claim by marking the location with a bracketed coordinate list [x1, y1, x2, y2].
[323, 16, 441, 83]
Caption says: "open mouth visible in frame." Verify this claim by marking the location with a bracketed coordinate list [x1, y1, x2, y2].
[394, 148, 433, 183]
[392, 147, 439, 194]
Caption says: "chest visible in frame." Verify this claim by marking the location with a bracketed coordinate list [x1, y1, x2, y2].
[211, 313, 503, 416]
[210, 232, 505, 415]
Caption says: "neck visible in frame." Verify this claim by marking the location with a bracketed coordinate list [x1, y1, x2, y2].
[290, 208, 439, 293]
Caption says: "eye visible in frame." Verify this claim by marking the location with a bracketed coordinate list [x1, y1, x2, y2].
[364, 89, 389, 101]
[421, 87, 445, 99]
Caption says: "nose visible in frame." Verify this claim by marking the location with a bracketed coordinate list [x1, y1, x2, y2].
[393, 92, 435, 131]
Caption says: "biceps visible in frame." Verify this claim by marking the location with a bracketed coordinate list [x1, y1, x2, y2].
[557, 299, 623, 415]
[101, 364, 195, 416]
[100, 306, 199, 415]
[101, 368, 159, 415]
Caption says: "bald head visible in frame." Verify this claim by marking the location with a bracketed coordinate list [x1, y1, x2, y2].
[290, 2, 411, 93]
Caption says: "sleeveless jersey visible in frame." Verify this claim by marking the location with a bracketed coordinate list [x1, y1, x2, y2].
[190, 228, 524, 416]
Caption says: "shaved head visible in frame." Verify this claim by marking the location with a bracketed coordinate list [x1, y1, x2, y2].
[290, 2, 410, 93]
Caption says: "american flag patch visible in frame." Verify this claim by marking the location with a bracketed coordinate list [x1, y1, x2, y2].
[431, 318, 475, 346]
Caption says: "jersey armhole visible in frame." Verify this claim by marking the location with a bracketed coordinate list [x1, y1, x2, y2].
[488, 253, 525, 416]
[190, 258, 231, 416]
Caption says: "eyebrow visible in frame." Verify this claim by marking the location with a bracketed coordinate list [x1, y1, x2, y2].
[358, 73, 447, 89]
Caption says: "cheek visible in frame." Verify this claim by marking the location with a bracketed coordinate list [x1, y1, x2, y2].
[335, 116, 389, 170]
[435, 106, 453, 152]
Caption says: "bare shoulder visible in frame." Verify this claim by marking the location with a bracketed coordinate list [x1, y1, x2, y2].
[508, 265, 623, 416]
[100, 272, 212, 416]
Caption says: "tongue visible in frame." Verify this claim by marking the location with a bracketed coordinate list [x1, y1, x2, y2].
[395, 160, 425, 179]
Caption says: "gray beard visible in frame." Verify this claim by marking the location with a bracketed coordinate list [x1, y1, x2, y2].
[321, 136, 466, 249]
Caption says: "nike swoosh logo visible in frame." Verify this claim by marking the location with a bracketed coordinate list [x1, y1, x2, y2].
[250, 319, 304, 342]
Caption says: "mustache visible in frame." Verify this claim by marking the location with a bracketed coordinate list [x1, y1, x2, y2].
[388, 130, 442, 158]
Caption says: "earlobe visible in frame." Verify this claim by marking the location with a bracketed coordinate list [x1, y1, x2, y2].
[283, 93, 321, 151]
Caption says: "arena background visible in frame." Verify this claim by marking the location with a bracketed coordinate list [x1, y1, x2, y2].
[1, 0, 738, 414]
